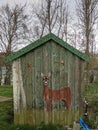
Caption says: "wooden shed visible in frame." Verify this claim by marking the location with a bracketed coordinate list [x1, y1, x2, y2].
[6, 33, 88, 126]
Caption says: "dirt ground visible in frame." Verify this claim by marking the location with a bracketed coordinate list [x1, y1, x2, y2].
[0, 96, 12, 102]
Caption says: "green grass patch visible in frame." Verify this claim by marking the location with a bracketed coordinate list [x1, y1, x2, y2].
[83, 83, 98, 128]
[0, 101, 13, 129]
[0, 85, 13, 98]
[85, 83, 98, 94]
[0, 124, 66, 130]
[83, 83, 98, 103]
[0, 86, 13, 129]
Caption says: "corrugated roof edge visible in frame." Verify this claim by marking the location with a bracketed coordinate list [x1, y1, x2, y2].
[5, 33, 89, 63]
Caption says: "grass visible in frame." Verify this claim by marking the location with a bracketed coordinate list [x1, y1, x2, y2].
[0, 86, 13, 129]
[0, 85, 13, 97]
[83, 83, 98, 104]
[83, 83, 98, 128]
[83, 83, 98, 94]
[0, 124, 66, 130]
[0, 101, 13, 129]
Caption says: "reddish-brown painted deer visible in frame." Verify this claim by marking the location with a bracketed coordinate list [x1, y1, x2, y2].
[41, 73, 71, 111]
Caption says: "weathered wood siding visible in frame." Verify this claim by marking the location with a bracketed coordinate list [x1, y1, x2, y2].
[13, 41, 84, 125]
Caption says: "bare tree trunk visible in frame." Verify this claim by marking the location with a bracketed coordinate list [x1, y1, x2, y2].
[76, 0, 98, 56]
[47, 0, 51, 33]
[76, 0, 98, 85]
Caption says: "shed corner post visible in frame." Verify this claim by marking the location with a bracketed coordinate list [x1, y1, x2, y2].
[78, 59, 84, 115]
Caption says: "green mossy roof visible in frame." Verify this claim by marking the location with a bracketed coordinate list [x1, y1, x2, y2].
[6, 33, 89, 63]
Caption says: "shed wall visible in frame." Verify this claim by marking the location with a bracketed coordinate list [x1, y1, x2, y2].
[13, 41, 84, 125]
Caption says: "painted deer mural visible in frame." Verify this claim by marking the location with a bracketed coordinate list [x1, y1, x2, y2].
[41, 73, 71, 111]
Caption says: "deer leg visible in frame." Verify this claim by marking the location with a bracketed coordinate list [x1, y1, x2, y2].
[46, 100, 52, 111]
[65, 100, 71, 110]
[44, 100, 47, 110]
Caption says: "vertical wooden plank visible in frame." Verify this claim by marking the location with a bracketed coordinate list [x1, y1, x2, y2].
[71, 54, 77, 124]
[34, 48, 40, 124]
[51, 43, 55, 123]
[60, 47, 66, 88]
[50, 42, 61, 124]
[13, 60, 20, 124]
[25, 52, 34, 124]
[20, 55, 27, 109]
[71, 54, 76, 123]
[41, 46, 47, 124]
[39, 46, 45, 124]
[42, 42, 51, 124]
[52, 43, 60, 90]
[64, 50, 69, 125]
[74, 56, 79, 110]
[67, 52, 74, 125]
[31, 50, 36, 125]
[71, 54, 75, 110]
[13, 60, 20, 112]
[65, 49, 68, 87]
[20, 54, 29, 123]
[25, 52, 33, 108]
[21, 54, 33, 124]
[42, 42, 52, 124]
[78, 59, 83, 113]
[53, 43, 60, 124]
[13, 58, 27, 124]
[34, 46, 44, 125]
[65, 51, 70, 125]
[74, 56, 80, 121]
[59, 47, 66, 124]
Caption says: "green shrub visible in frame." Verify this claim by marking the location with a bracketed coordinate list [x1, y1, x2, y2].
[83, 83, 98, 128]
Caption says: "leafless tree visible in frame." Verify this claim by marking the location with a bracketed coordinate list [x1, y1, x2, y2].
[76, 0, 98, 86]
[30, 0, 71, 41]
[76, 0, 98, 56]
[0, 4, 28, 54]
[0, 4, 28, 84]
